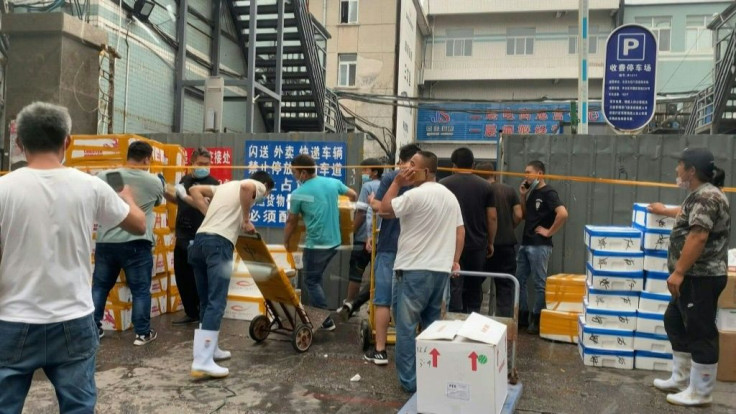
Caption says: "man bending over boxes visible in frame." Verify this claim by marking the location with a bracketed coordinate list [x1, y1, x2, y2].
[649, 148, 729, 406]
[186, 171, 274, 378]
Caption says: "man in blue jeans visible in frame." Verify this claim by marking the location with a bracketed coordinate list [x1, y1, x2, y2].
[187, 170, 274, 378]
[0, 102, 145, 412]
[380, 151, 465, 393]
[92, 141, 166, 346]
[284, 154, 357, 331]
[517, 160, 568, 334]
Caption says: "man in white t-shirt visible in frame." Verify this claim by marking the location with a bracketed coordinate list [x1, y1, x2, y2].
[380, 150, 465, 393]
[0, 102, 146, 412]
[185, 171, 274, 378]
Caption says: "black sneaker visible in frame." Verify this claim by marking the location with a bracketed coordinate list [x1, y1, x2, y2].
[172, 315, 199, 325]
[321, 318, 336, 331]
[364, 348, 388, 365]
[527, 323, 540, 335]
[98, 327, 105, 339]
[337, 302, 353, 322]
[133, 329, 158, 346]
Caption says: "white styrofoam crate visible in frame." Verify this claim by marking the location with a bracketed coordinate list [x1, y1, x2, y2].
[643, 250, 669, 273]
[635, 351, 673, 372]
[578, 341, 635, 370]
[639, 291, 671, 314]
[586, 283, 640, 311]
[634, 331, 673, 354]
[632, 203, 676, 231]
[586, 264, 644, 292]
[587, 249, 644, 273]
[644, 271, 670, 294]
[578, 316, 635, 351]
[636, 311, 666, 335]
[634, 223, 671, 251]
[584, 299, 638, 330]
[716, 308, 736, 332]
[584, 226, 643, 252]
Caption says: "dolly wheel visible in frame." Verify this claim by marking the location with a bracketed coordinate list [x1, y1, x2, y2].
[249, 315, 270, 342]
[360, 319, 372, 351]
[292, 324, 313, 353]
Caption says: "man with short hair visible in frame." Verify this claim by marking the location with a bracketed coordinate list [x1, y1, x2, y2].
[0, 102, 145, 412]
[187, 170, 275, 378]
[165, 147, 220, 325]
[476, 162, 522, 317]
[363, 143, 421, 365]
[92, 141, 166, 346]
[517, 160, 568, 334]
[284, 154, 358, 331]
[380, 150, 465, 393]
[440, 147, 497, 314]
[339, 157, 383, 319]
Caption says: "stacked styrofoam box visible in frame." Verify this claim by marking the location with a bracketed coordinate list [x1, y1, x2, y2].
[540, 274, 587, 343]
[579, 226, 643, 370]
[632, 203, 674, 371]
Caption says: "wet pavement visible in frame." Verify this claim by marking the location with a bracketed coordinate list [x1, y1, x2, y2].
[22, 311, 736, 413]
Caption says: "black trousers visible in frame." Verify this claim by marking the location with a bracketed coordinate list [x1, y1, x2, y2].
[174, 239, 200, 319]
[485, 244, 518, 318]
[664, 275, 727, 364]
[449, 248, 487, 314]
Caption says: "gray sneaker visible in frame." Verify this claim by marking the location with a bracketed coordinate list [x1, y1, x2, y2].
[133, 329, 158, 346]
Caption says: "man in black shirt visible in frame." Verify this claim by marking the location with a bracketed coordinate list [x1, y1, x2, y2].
[440, 148, 497, 313]
[517, 160, 568, 334]
[165, 148, 220, 325]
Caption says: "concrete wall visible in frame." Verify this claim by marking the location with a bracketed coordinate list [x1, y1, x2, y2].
[310, 0, 399, 160]
[623, 1, 732, 94]
[503, 133, 736, 277]
[424, 79, 605, 101]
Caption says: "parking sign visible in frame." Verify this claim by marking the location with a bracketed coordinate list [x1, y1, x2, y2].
[603, 25, 658, 132]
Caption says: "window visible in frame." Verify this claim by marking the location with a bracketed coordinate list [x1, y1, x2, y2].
[568, 25, 603, 54]
[338, 54, 357, 87]
[340, 0, 358, 24]
[686, 15, 713, 52]
[445, 29, 473, 57]
[634, 16, 671, 52]
[506, 27, 535, 55]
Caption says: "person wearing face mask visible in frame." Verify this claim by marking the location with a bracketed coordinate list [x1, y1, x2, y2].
[185, 170, 275, 378]
[163, 147, 220, 326]
[517, 160, 568, 334]
[379, 151, 465, 393]
[284, 154, 358, 332]
[92, 141, 165, 346]
[338, 158, 383, 320]
[648, 148, 729, 407]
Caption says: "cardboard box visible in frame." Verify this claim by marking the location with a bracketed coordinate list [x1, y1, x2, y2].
[584, 225, 643, 252]
[107, 282, 132, 304]
[223, 295, 266, 321]
[153, 250, 174, 275]
[416, 313, 507, 414]
[169, 293, 183, 313]
[545, 274, 586, 313]
[717, 330, 736, 381]
[101, 302, 132, 331]
[150, 292, 168, 317]
[150, 274, 169, 295]
[228, 275, 263, 298]
[718, 273, 736, 309]
[540, 309, 580, 344]
[716, 308, 736, 332]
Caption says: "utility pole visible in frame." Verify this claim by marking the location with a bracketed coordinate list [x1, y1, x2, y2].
[578, 0, 589, 134]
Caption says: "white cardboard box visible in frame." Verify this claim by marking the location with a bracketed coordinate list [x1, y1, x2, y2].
[228, 275, 264, 298]
[584, 226, 643, 252]
[416, 313, 508, 414]
[632, 203, 676, 230]
[223, 295, 266, 321]
[716, 308, 736, 332]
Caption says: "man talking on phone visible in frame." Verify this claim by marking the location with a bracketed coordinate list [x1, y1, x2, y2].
[92, 141, 165, 346]
[516, 160, 568, 334]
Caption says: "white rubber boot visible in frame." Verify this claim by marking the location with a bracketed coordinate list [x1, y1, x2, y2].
[666, 362, 717, 406]
[191, 329, 229, 378]
[197, 324, 231, 361]
[653, 351, 691, 392]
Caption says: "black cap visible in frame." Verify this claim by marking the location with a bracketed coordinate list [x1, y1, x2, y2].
[680, 147, 715, 178]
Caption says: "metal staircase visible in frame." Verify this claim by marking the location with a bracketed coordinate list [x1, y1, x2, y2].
[227, 0, 346, 132]
[685, 25, 736, 134]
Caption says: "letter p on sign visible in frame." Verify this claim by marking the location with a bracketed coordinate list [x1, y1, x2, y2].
[617, 33, 646, 61]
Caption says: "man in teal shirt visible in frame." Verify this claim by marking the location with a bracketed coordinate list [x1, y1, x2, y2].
[284, 154, 357, 330]
[92, 141, 164, 345]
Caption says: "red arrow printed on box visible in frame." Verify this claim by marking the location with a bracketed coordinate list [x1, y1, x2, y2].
[429, 348, 440, 368]
[468, 351, 478, 372]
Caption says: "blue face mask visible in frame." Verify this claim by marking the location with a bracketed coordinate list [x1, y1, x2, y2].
[193, 167, 210, 179]
[361, 174, 371, 183]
